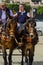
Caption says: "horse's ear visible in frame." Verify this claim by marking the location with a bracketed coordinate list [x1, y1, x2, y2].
[7, 18, 12, 23]
[7, 18, 10, 22]
[26, 18, 31, 23]
[7, 18, 13, 23]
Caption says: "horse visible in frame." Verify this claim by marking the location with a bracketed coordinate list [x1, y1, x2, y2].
[0, 18, 18, 65]
[0, 18, 38, 65]
[20, 18, 38, 65]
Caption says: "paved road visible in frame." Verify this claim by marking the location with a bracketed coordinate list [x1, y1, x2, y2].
[38, 36, 43, 44]
[0, 36, 43, 65]
[0, 56, 43, 65]
[0, 45, 43, 65]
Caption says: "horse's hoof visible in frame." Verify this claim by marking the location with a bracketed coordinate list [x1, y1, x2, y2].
[21, 63, 23, 65]
[29, 63, 32, 65]
[25, 59, 28, 63]
[21, 62, 23, 65]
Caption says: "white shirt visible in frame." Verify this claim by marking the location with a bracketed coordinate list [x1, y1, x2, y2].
[10, 9, 14, 16]
[13, 10, 30, 17]
[1, 10, 13, 23]
[1, 10, 6, 23]
[27, 13, 30, 17]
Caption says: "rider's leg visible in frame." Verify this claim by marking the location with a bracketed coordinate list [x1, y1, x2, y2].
[2, 23, 6, 31]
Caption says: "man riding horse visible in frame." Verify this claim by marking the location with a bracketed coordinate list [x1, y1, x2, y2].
[0, 2, 36, 44]
[0, 2, 13, 31]
[13, 4, 31, 42]
[0, 3, 38, 65]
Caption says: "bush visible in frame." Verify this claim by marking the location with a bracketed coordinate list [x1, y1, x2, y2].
[37, 6, 43, 14]
[7, 4, 19, 13]
[6, 3, 31, 13]
[31, 0, 41, 2]
[25, 5, 31, 12]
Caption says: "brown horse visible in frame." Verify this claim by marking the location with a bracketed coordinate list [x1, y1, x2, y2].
[0, 18, 38, 65]
[21, 19, 38, 65]
[0, 18, 18, 65]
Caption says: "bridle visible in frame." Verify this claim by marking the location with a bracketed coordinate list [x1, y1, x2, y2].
[26, 18, 36, 39]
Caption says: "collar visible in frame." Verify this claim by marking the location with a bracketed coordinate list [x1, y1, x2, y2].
[19, 10, 26, 13]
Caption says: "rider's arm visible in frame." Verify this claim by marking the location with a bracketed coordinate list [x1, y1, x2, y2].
[13, 13, 18, 17]
[12, 11, 19, 18]
[27, 12, 30, 18]
[10, 9, 14, 17]
[9, 9, 18, 19]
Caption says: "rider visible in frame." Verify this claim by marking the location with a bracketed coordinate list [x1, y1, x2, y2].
[0, 2, 13, 31]
[13, 4, 30, 42]
[14, 4, 30, 34]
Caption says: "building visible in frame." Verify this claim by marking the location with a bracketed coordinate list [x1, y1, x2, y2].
[0, 0, 43, 4]
[0, 0, 31, 3]
[42, 0, 43, 3]
[8, 0, 30, 3]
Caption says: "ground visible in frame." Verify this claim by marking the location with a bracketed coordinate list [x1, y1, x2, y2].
[0, 36, 43, 65]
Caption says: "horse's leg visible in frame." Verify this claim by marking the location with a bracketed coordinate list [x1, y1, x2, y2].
[25, 50, 28, 65]
[2, 46, 7, 65]
[21, 50, 24, 65]
[3, 51, 7, 65]
[8, 49, 13, 65]
[29, 45, 35, 65]
[24, 47, 28, 65]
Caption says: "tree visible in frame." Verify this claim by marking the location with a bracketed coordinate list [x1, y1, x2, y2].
[31, 0, 41, 2]
[6, 0, 10, 3]
[37, 6, 43, 14]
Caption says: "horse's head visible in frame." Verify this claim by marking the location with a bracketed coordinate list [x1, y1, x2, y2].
[6, 18, 17, 37]
[26, 18, 36, 39]
[27, 18, 36, 28]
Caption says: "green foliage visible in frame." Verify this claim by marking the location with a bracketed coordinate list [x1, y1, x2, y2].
[6, 0, 10, 3]
[31, 0, 35, 2]
[7, 4, 19, 13]
[25, 5, 31, 12]
[37, 6, 43, 14]
[31, 0, 41, 2]
[6, 4, 31, 13]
